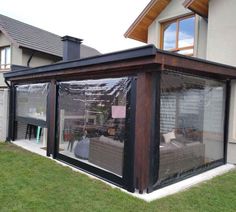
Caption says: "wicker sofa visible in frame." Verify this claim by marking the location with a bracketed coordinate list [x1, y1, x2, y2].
[89, 136, 124, 176]
[159, 140, 205, 181]
[88, 135, 205, 179]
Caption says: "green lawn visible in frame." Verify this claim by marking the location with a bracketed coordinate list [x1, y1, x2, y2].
[0, 142, 236, 212]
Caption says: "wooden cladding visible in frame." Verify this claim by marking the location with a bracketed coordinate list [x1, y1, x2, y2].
[183, 0, 209, 18]
[125, 0, 209, 44]
[124, 0, 171, 43]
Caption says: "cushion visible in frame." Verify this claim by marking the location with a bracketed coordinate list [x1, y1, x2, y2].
[98, 135, 123, 148]
[74, 138, 90, 159]
[163, 130, 176, 144]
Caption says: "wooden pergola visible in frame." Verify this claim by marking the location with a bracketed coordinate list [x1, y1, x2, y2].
[4, 45, 236, 193]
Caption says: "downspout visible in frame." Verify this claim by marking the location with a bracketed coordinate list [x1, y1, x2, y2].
[27, 51, 35, 67]
[5, 79, 10, 88]
[5, 78, 11, 142]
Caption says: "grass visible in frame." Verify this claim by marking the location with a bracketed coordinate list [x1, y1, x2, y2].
[0, 142, 236, 212]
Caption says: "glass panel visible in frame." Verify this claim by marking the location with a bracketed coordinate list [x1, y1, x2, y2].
[16, 83, 48, 120]
[6, 47, 11, 68]
[163, 22, 177, 50]
[178, 17, 195, 48]
[1, 48, 6, 69]
[57, 77, 131, 177]
[158, 71, 225, 184]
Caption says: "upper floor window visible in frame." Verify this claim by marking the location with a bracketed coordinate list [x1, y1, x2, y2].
[0, 46, 11, 69]
[161, 15, 195, 56]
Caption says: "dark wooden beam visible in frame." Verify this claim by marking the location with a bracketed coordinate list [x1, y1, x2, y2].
[8, 59, 157, 82]
[134, 72, 153, 193]
[155, 52, 236, 79]
[47, 80, 57, 157]
[7, 84, 16, 141]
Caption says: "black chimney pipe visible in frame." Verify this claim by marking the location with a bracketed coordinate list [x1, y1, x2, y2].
[61, 35, 83, 61]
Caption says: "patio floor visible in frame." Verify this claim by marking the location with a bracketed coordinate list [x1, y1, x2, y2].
[13, 139, 46, 156]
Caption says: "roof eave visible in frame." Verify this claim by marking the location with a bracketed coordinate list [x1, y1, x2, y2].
[0, 26, 20, 48]
[183, 0, 209, 19]
[124, 0, 171, 43]
[19, 45, 62, 58]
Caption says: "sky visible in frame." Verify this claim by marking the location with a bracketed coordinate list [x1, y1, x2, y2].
[0, 0, 151, 54]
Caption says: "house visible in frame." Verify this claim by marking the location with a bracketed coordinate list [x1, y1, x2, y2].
[125, 0, 236, 165]
[3, 0, 236, 194]
[0, 14, 100, 140]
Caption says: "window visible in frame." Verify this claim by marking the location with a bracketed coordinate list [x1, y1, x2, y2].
[161, 15, 195, 56]
[0, 46, 11, 69]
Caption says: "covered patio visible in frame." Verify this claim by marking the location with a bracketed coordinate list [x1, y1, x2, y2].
[4, 45, 236, 193]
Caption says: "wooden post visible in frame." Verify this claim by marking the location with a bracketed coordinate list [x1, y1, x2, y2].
[7, 84, 16, 141]
[134, 72, 153, 193]
[47, 80, 57, 157]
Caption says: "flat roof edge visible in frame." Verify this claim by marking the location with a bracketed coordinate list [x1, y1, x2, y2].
[4, 45, 157, 80]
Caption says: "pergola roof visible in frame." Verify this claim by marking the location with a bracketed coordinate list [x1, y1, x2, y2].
[4, 45, 236, 82]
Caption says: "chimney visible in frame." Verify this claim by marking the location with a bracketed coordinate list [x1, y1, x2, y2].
[61, 35, 83, 61]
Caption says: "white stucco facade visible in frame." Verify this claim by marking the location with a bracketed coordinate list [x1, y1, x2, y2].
[206, 0, 236, 66]
[205, 0, 236, 163]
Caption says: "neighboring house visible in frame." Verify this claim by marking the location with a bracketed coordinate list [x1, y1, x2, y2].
[0, 14, 100, 140]
[125, 0, 236, 164]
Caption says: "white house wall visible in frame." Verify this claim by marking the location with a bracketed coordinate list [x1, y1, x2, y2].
[22, 49, 59, 68]
[0, 32, 10, 46]
[11, 45, 23, 66]
[194, 16, 207, 59]
[206, 0, 236, 164]
[207, 0, 236, 66]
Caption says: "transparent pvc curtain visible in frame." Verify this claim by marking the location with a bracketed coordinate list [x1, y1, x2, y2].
[57, 77, 131, 176]
[157, 71, 226, 185]
[16, 83, 49, 120]
[15, 83, 49, 139]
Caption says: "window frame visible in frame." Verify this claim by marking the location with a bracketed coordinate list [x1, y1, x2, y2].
[160, 14, 195, 56]
[0, 46, 11, 70]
